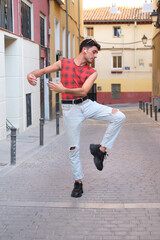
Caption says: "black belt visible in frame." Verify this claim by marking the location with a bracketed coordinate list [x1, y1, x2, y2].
[62, 96, 88, 104]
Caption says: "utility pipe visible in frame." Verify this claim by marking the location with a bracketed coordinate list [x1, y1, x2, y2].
[66, 0, 68, 58]
[78, 0, 80, 48]
[134, 20, 137, 68]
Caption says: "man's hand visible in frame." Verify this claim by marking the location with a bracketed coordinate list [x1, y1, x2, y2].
[48, 81, 65, 93]
[27, 73, 37, 86]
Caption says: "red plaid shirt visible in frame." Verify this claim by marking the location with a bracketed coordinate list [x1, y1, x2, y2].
[60, 59, 96, 100]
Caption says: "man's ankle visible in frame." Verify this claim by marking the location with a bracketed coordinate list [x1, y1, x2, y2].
[99, 146, 106, 153]
[75, 180, 82, 183]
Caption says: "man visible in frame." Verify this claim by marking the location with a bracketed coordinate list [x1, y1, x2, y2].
[27, 39, 126, 198]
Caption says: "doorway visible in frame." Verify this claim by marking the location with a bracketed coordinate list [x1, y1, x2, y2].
[111, 84, 121, 99]
[88, 83, 97, 101]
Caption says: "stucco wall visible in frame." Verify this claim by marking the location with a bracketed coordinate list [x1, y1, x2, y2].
[50, 0, 84, 115]
[152, 0, 160, 97]
[152, 33, 160, 97]
[13, 0, 49, 46]
[85, 22, 152, 104]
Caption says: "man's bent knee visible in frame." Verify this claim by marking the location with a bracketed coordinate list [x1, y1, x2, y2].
[112, 108, 118, 114]
[119, 112, 126, 122]
[112, 110, 126, 123]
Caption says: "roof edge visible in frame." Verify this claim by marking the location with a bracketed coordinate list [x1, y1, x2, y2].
[84, 19, 152, 24]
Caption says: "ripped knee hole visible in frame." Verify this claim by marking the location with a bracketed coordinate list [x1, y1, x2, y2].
[70, 146, 76, 150]
[112, 108, 118, 114]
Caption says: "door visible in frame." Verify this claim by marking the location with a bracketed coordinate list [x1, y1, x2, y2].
[111, 84, 121, 99]
[26, 93, 32, 127]
[88, 83, 97, 101]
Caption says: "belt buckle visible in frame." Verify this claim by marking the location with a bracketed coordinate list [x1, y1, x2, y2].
[79, 97, 83, 103]
[72, 99, 75, 104]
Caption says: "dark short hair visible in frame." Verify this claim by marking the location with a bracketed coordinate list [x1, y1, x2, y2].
[80, 39, 101, 53]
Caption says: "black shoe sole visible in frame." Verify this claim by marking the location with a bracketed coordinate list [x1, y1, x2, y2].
[93, 157, 103, 171]
[71, 191, 83, 198]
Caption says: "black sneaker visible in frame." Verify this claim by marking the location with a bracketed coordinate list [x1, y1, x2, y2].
[90, 144, 107, 171]
[71, 182, 83, 198]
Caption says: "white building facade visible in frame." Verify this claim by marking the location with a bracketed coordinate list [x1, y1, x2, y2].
[0, 0, 50, 141]
[0, 30, 40, 140]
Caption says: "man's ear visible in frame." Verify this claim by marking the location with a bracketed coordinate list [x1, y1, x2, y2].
[83, 48, 87, 54]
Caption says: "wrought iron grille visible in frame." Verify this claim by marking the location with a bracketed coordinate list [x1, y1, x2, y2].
[40, 16, 45, 46]
[0, 0, 13, 31]
[21, 1, 31, 39]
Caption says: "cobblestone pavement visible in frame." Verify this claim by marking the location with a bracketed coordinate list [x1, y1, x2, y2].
[0, 107, 160, 240]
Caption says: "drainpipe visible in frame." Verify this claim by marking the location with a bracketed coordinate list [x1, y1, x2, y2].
[134, 20, 137, 68]
[66, 0, 68, 58]
[78, 0, 80, 48]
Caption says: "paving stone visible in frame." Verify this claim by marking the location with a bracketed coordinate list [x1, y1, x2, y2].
[0, 107, 160, 239]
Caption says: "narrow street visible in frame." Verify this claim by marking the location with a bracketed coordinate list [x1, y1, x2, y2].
[0, 107, 160, 240]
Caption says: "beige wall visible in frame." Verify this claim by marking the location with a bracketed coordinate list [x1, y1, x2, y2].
[152, 0, 160, 38]
[50, 0, 84, 115]
[152, 0, 160, 97]
[50, 0, 83, 66]
[84, 22, 152, 94]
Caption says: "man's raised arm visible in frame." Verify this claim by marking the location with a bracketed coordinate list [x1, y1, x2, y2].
[27, 60, 61, 86]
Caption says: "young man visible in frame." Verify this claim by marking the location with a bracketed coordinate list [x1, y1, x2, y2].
[27, 39, 126, 198]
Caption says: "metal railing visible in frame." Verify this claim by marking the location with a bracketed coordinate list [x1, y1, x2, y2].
[6, 119, 15, 132]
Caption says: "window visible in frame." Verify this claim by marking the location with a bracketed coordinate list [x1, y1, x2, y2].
[73, 35, 75, 58]
[62, 28, 66, 58]
[40, 16, 45, 46]
[112, 55, 122, 70]
[40, 13, 46, 46]
[113, 27, 121, 37]
[21, 0, 32, 39]
[55, 17, 60, 77]
[68, 32, 71, 58]
[0, 0, 13, 31]
[111, 84, 121, 99]
[87, 27, 94, 37]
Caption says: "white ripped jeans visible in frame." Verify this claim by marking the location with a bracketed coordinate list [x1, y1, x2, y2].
[62, 99, 126, 180]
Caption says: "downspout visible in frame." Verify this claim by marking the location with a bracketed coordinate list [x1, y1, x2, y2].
[66, 0, 68, 58]
[134, 20, 137, 68]
[78, 0, 80, 48]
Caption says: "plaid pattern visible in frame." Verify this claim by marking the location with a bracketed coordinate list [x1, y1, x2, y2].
[61, 59, 96, 100]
